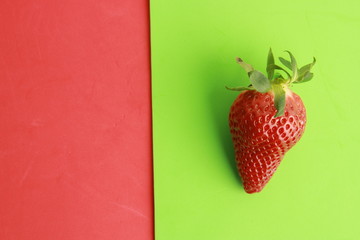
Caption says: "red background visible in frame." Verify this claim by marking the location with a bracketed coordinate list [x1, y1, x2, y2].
[0, 0, 153, 239]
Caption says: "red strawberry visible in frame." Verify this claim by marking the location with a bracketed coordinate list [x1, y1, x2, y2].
[227, 49, 316, 193]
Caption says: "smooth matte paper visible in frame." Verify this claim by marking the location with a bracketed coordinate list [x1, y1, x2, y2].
[151, 0, 360, 239]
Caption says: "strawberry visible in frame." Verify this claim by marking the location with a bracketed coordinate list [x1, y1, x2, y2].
[227, 49, 316, 193]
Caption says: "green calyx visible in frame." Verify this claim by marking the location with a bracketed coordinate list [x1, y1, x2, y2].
[226, 48, 316, 117]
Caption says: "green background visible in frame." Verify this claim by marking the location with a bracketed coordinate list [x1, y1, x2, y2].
[150, 0, 360, 239]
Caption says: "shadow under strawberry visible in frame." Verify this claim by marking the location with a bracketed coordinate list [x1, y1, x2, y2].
[206, 57, 249, 186]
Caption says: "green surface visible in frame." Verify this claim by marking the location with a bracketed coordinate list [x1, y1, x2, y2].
[150, 0, 360, 239]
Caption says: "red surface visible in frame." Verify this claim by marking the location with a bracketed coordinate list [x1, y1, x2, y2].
[0, 0, 153, 239]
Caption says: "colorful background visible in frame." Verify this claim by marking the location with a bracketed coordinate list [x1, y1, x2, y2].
[0, 0, 152, 239]
[151, 0, 360, 239]
[1, 0, 360, 239]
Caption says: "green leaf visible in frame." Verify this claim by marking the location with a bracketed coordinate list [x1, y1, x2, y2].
[266, 48, 275, 80]
[285, 51, 298, 82]
[236, 57, 254, 76]
[272, 84, 286, 117]
[298, 57, 316, 78]
[303, 72, 313, 81]
[279, 57, 292, 70]
[296, 57, 316, 83]
[249, 70, 271, 93]
[273, 72, 284, 79]
[295, 72, 313, 83]
[267, 64, 291, 79]
[225, 86, 254, 91]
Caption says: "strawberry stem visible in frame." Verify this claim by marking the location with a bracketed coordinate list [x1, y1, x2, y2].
[227, 48, 316, 117]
